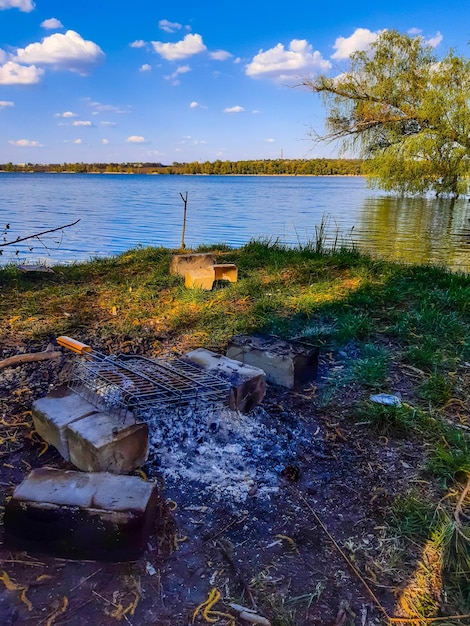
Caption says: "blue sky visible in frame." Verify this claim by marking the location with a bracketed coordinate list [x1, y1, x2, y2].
[0, 0, 468, 164]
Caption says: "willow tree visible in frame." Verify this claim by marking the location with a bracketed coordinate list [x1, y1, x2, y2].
[303, 30, 470, 196]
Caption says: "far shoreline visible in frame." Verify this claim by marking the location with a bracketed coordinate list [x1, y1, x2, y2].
[0, 170, 362, 178]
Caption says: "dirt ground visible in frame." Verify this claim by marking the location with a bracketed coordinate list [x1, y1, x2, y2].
[0, 338, 436, 626]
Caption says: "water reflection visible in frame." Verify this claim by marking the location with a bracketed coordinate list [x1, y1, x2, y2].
[355, 195, 470, 272]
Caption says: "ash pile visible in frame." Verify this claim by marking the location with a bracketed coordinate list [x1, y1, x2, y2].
[143, 402, 314, 504]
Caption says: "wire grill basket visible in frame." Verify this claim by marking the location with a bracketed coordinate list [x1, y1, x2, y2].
[58, 337, 229, 420]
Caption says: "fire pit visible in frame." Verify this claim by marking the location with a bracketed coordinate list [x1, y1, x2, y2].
[56, 337, 318, 506]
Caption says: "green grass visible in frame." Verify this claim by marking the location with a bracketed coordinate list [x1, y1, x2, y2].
[352, 343, 391, 388]
[428, 431, 470, 484]
[418, 373, 455, 408]
[389, 493, 438, 539]
[353, 401, 420, 436]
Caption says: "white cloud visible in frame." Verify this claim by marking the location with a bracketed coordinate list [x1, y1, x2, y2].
[224, 105, 244, 113]
[408, 28, 442, 47]
[159, 19, 182, 33]
[85, 99, 130, 114]
[9, 138, 42, 147]
[0, 61, 43, 84]
[14, 30, 105, 74]
[74, 138, 82, 144]
[101, 120, 117, 126]
[140, 63, 151, 72]
[152, 33, 206, 61]
[41, 18, 63, 30]
[0, 0, 34, 12]
[0, 100, 14, 108]
[331, 28, 380, 60]
[127, 135, 145, 143]
[55, 111, 77, 118]
[130, 40, 146, 48]
[331, 27, 441, 61]
[164, 64, 191, 83]
[425, 31, 443, 48]
[265, 138, 275, 143]
[190, 101, 199, 108]
[73, 120, 92, 126]
[246, 39, 331, 81]
[209, 49, 232, 61]
[102, 138, 109, 144]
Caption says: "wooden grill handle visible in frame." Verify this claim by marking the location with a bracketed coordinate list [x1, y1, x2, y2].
[57, 336, 92, 355]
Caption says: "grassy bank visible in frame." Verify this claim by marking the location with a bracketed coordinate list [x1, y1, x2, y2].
[1, 240, 469, 622]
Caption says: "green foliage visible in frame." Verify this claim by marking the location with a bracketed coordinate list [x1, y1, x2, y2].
[305, 30, 470, 196]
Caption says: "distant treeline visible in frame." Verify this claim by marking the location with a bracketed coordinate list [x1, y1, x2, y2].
[0, 158, 363, 176]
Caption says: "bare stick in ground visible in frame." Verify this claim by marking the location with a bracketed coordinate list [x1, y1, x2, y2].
[179, 192, 188, 249]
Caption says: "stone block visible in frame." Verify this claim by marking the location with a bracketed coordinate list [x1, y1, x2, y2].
[32, 385, 98, 461]
[184, 348, 266, 413]
[213, 263, 238, 283]
[66, 412, 149, 473]
[4, 468, 159, 561]
[184, 268, 215, 290]
[170, 252, 217, 277]
[227, 335, 319, 389]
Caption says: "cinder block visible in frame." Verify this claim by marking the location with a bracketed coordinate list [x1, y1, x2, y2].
[170, 252, 217, 277]
[227, 335, 319, 389]
[66, 412, 149, 473]
[213, 263, 238, 283]
[32, 385, 98, 460]
[184, 348, 266, 413]
[184, 268, 215, 290]
[4, 468, 159, 561]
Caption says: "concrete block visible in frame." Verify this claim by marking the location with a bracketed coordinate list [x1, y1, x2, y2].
[184, 268, 215, 290]
[184, 348, 266, 413]
[66, 412, 149, 473]
[4, 468, 159, 561]
[213, 263, 238, 283]
[32, 385, 98, 460]
[227, 335, 319, 389]
[170, 252, 217, 277]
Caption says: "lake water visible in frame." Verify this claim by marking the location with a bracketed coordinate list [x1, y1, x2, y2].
[0, 173, 469, 273]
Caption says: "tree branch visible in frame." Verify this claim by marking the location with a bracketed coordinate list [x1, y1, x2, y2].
[1, 219, 80, 247]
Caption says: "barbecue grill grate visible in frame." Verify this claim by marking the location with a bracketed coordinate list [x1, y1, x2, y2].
[59, 338, 229, 420]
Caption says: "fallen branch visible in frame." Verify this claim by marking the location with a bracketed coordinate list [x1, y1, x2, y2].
[0, 350, 62, 370]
